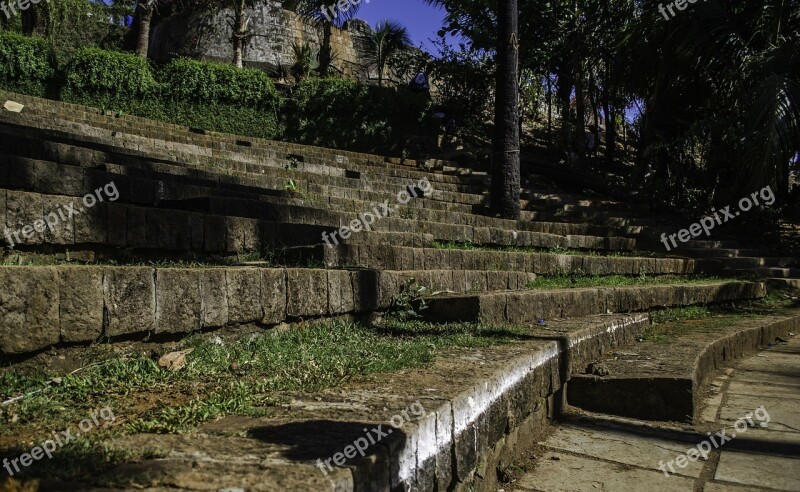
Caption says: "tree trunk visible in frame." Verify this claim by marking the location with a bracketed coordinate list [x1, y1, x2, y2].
[601, 68, 616, 165]
[232, 1, 248, 68]
[21, 6, 37, 35]
[319, 23, 333, 76]
[547, 75, 552, 132]
[574, 58, 586, 157]
[135, 2, 154, 58]
[490, 0, 520, 220]
[556, 66, 574, 150]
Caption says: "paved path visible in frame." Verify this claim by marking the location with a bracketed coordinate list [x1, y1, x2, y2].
[508, 336, 800, 491]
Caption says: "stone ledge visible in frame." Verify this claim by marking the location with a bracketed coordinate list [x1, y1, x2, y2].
[566, 313, 800, 423]
[69, 314, 654, 491]
[421, 282, 766, 324]
[0, 266, 380, 356]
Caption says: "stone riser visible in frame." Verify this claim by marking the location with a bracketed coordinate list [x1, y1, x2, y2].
[566, 315, 800, 423]
[322, 244, 693, 276]
[421, 282, 766, 324]
[0, 187, 638, 254]
[0, 266, 533, 356]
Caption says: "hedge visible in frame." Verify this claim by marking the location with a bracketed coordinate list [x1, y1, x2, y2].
[0, 31, 57, 97]
[160, 58, 281, 110]
[61, 47, 158, 107]
[284, 78, 434, 154]
[1, 41, 434, 153]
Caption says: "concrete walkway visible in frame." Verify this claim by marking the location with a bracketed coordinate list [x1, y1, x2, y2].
[508, 336, 800, 491]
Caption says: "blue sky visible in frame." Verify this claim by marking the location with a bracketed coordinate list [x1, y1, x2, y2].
[356, 0, 448, 50]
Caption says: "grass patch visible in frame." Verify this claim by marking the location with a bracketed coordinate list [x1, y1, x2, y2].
[1, 320, 529, 444]
[526, 274, 730, 290]
[641, 292, 799, 342]
[431, 241, 666, 258]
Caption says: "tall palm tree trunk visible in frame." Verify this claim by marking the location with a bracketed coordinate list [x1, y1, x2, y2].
[490, 0, 521, 219]
[135, 1, 154, 58]
[319, 22, 333, 76]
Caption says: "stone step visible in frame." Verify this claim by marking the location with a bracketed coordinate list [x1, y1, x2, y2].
[765, 278, 800, 290]
[0, 109, 688, 233]
[419, 281, 766, 324]
[0, 185, 640, 255]
[315, 244, 692, 275]
[684, 239, 744, 249]
[681, 248, 777, 258]
[567, 313, 800, 422]
[0, 107, 481, 192]
[738, 267, 800, 278]
[699, 257, 799, 270]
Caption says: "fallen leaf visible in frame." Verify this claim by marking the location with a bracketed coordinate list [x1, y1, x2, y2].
[158, 348, 194, 371]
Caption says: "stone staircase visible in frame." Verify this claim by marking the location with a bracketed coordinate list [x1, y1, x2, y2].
[0, 91, 798, 490]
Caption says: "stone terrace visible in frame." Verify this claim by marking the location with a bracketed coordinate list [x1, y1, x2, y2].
[0, 92, 798, 491]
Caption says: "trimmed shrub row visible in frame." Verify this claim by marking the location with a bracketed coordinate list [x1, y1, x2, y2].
[0, 33, 433, 153]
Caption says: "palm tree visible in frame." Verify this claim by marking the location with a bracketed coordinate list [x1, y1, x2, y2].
[357, 20, 411, 86]
[133, 0, 157, 58]
[490, 0, 521, 219]
[424, 0, 521, 218]
[296, 0, 361, 76]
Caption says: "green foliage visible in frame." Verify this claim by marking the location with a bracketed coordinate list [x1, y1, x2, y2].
[426, 35, 494, 127]
[159, 58, 281, 110]
[285, 77, 434, 154]
[0, 31, 56, 96]
[62, 47, 158, 106]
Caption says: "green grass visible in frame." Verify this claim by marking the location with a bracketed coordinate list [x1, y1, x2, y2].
[431, 241, 666, 258]
[526, 273, 730, 290]
[640, 292, 798, 342]
[1, 320, 528, 440]
[0, 319, 532, 480]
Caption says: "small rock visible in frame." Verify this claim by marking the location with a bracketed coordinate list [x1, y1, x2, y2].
[229, 361, 239, 371]
[587, 362, 610, 377]
[3, 100, 24, 112]
[759, 422, 768, 428]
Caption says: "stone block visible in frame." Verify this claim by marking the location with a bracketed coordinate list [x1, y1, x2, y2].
[104, 267, 156, 336]
[155, 269, 201, 334]
[352, 270, 380, 312]
[190, 213, 205, 251]
[226, 268, 262, 324]
[0, 267, 60, 354]
[7, 155, 35, 190]
[35, 160, 84, 196]
[287, 269, 328, 317]
[59, 267, 103, 343]
[106, 202, 127, 247]
[204, 215, 227, 252]
[261, 268, 287, 324]
[327, 269, 354, 314]
[73, 197, 107, 244]
[126, 207, 148, 249]
[157, 209, 191, 251]
[200, 269, 228, 328]
[5, 190, 44, 245]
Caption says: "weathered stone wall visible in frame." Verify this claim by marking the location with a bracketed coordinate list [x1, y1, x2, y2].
[149, 1, 372, 81]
